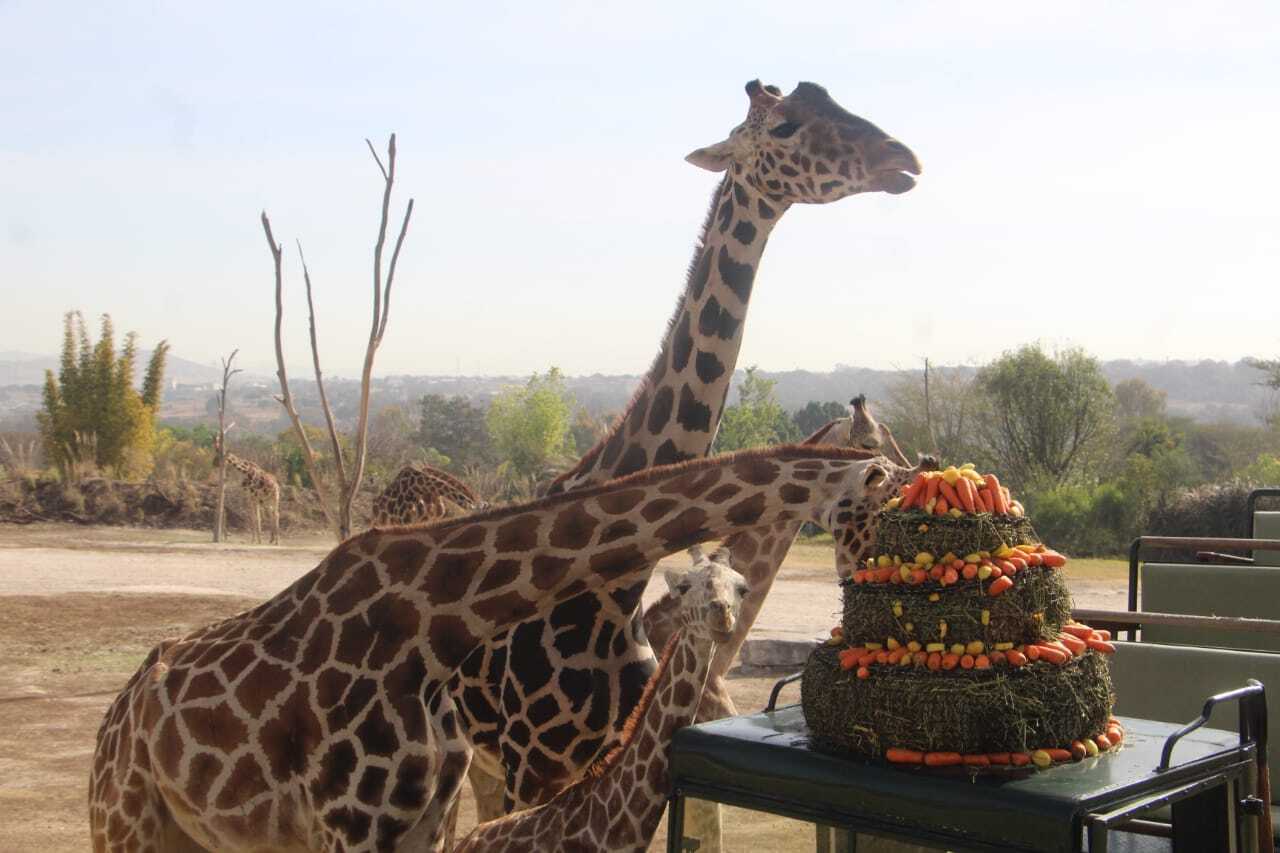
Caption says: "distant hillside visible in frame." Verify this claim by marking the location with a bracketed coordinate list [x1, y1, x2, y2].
[0, 350, 228, 387]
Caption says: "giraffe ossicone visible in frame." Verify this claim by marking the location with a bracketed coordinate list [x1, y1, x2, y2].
[458, 76, 922, 821]
[90, 444, 907, 853]
[453, 547, 748, 852]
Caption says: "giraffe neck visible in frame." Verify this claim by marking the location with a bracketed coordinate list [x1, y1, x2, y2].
[427, 469, 480, 507]
[224, 453, 263, 479]
[296, 445, 874, 696]
[552, 173, 787, 491]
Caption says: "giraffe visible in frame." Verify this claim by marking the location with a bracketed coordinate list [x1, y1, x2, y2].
[452, 545, 747, 853]
[212, 434, 281, 545]
[371, 464, 486, 528]
[451, 78, 922, 821]
[89, 444, 903, 853]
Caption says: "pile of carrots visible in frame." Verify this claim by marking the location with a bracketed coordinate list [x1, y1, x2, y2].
[884, 719, 1126, 768]
[832, 622, 1115, 677]
[888, 465, 1023, 517]
[851, 542, 1067, 589]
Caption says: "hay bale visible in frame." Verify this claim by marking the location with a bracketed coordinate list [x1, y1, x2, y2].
[875, 509, 1039, 562]
[840, 566, 1073, 647]
[801, 643, 1114, 758]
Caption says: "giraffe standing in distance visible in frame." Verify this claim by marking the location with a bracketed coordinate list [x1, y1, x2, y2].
[452, 78, 922, 820]
[213, 434, 281, 545]
[453, 546, 748, 853]
[371, 464, 486, 528]
[89, 444, 901, 853]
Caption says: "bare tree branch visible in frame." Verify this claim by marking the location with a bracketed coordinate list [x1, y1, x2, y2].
[377, 197, 414, 343]
[214, 348, 240, 543]
[365, 137, 388, 181]
[262, 211, 341, 537]
[296, 239, 349, 490]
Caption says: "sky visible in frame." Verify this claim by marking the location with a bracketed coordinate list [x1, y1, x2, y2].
[2, 2, 1279, 379]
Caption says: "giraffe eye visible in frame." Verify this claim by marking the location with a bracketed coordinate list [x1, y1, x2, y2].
[736, 583, 750, 597]
[768, 121, 802, 139]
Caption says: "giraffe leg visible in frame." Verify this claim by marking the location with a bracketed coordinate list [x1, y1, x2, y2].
[253, 501, 262, 544]
[270, 499, 280, 544]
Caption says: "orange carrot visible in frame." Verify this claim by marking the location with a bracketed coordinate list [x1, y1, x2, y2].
[886, 747, 924, 764]
[974, 654, 991, 669]
[856, 666, 871, 679]
[1094, 734, 1112, 752]
[1010, 752, 1032, 767]
[942, 567, 959, 586]
[839, 651, 857, 670]
[1023, 550, 1043, 566]
[988, 752, 1011, 765]
[1069, 741, 1088, 761]
[934, 497, 950, 515]
[910, 569, 927, 585]
[989, 651, 1006, 665]
[926, 652, 942, 671]
[988, 575, 1014, 597]
[912, 651, 929, 666]
[1093, 629, 1112, 641]
[899, 474, 927, 509]
[929, 564, 944, 580]
[956, 477, 978, 512]
[962, 754, 991, 767]
[984, 474, 1008, 514]
[1025, 644, 1041, 661]
[941, 653, 960, 671]
[962, 563, 978, 580]
[978, 486, 995, 513]
[1087, 638, 1117, 655]
[1006, 650, 1027, 666]
[1106, 726, 1124, 745]
[939, 480, 963, 511]
[852, 570, 867, 584]
[1058, 633, 1086, 656]
[952, 559, 967, 572]
[923, 475, 941, 507]
[996, 559, 1017, 575]
[875, 650, 890, 664]
[959, 653, 975, 670]
[1062, 623, 1094, 640]
[1046, 748, 1073, 763]
[888, 647, 907, 664]
[1041, 551, 1067, 568]
[858, 652, 876, 668]
[1008, 556, 1028, 572]
[924, 751, 963, 767]
[1034, 645, 1068, 665]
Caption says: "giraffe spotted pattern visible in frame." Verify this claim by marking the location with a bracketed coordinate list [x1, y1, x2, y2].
[371, 464, 486, 528]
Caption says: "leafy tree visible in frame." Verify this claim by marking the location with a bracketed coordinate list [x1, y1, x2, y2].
[1245, 356, 1280, 427]
[714, 366, 800, 452]
[37, 312, 168, 479]
[973, 345, 1114, 490]
[1114, 378, 1167, 422]
[486, 368, 576, 479]
[1239, 453, 1280, 486]
[570, 407, 609, 456]
[792, 400, 848, 437]
[417, 394, 493, 470]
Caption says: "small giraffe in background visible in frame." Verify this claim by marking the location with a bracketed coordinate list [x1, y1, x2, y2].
[453, 545, 747, 852]
[212, 433, 280, 544]
[372, 463, 486, 527]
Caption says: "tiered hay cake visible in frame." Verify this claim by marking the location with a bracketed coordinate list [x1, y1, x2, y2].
[801, 466, 1122, 769]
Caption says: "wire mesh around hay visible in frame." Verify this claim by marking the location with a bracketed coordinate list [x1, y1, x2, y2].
[839, 565, 1073, 646]
[801, 643, 1114, 758]
[875, 510, 1040, 562]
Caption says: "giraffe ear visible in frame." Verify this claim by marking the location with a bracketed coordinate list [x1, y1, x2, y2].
[710, 546, 732, 566]
[664, 569, 692, 595]
[685, 139, 735, 172]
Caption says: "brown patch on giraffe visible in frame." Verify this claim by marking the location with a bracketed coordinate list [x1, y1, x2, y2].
[549, 502, 600, 550]
[477, 558, 522, 594]
[259, 682, 323, 779]
[473, 590, 539, 626]
[595, 488, 646, 515]
[316, 667, 353, 709]
[733, 456, 780, 485]
[180, 669, 224, 703]
[495, 514, 542, 551]
[299, 619, 335, 675]
[705, 483, 742, 504]
[427, 614, 479, 669]
[155, 714, 183, 780]
[726, 493, 767, 526]
[184, 751, 223, 812]
[328, 562, 383, 616]
[182, 702, 249, 753]
[365, 593, 421, 670]
[443, 524, 487, 550]
[779, 483, 810, 504]
[639, 498, 678, 522]
[530, 554, 574, 591]
[598, 519, 638, 544]
[379, 538, 431, 586]
[554, 578, 589, 602]
[654, 507, 710, 549]
[657, 466, 723, 500]
[235, 659, 293, 717]
[334, 618, 377, 667]
[315, 547, 364, 594]
[420, 550, 484, 603]
[215, 753, 272, 810]
[589, 544, 650, 581]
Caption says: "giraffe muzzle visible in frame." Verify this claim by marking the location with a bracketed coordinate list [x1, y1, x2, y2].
[867, 138, 922, 195]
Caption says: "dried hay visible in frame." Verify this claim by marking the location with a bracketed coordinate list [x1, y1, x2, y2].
[875, 509, 1039, 562]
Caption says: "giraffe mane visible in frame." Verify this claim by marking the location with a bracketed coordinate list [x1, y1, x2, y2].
[547, 172, 732, 493]
[580, 631, 680, 782]
[364, 444, 882, 546]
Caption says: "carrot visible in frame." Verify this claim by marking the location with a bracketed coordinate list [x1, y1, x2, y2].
[1062, 623, 1094, 640]
[960, 653, 975, 670]
[1094, 734, 1112, 752]
[942, 567, 959, 586]
[1041, 551, 1067, 568]
[1046, 748, 1073, 763]
[910, 569, 927, 585]
[899, 474, 927, 509]
[926, 652, 942, 671]
[989, 651, 1006, 666]
[858, 652, 876, 668]
[839, 651, 857, 670]
[941, 653, 960, 671]
[1007, 556, 1028, 572]
[852, 570, 867, 584]
[1058, 633, 1086, 656]
[1023, 550, 1043, 566]
[1001, 486, 1013, 509]
[976, 486, 993, 512]
[974, 654, 991, 669]
[961, 563, 978, 580]
[1034, 645, 1068, 665]
[939, 480, 963, 512]
[952, 559, 967, 572]
[1086, 638, 1117, 655]
[888, 647, 907, 664]
[1069, 741, 1088, 761]
[912, 651, 928, 666]
[987, 575, 1014, 597]
[962, 754, 991, 767]
[1006, 650, 1027, 666]
[924, 751, 963, 767]
[1093, 629, 1112, 641]
[956, 477, 977, 512]
[1106, 726, 1124, 745]
[1025, 645, 1041, 661]
[875, 650, 891, 664]
[984, 474, 1008, 514]
[886, 747, 924, 764]
[996, 559, 1017, 575]
[1010, 752, 1032, 767]
[929, 564, 944, 580]
[987, 752, 1011, 765]
[923, 475, 941, 507]
[934, 497, 950, 515]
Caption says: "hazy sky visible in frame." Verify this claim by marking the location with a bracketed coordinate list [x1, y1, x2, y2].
[3, 2, 1278, 379]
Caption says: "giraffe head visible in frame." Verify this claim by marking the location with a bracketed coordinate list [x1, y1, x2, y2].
[686, 79, 921, 204]
[846, 394, 884, 452]
[663, 545, 749, 644]
[830, 453, 940, 579]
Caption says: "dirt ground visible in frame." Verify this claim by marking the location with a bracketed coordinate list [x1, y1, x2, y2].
[0, 524, 1126, 852]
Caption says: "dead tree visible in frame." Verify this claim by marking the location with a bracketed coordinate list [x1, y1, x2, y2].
[213, 350, 241, 543]
[261, 133, 414, 540]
